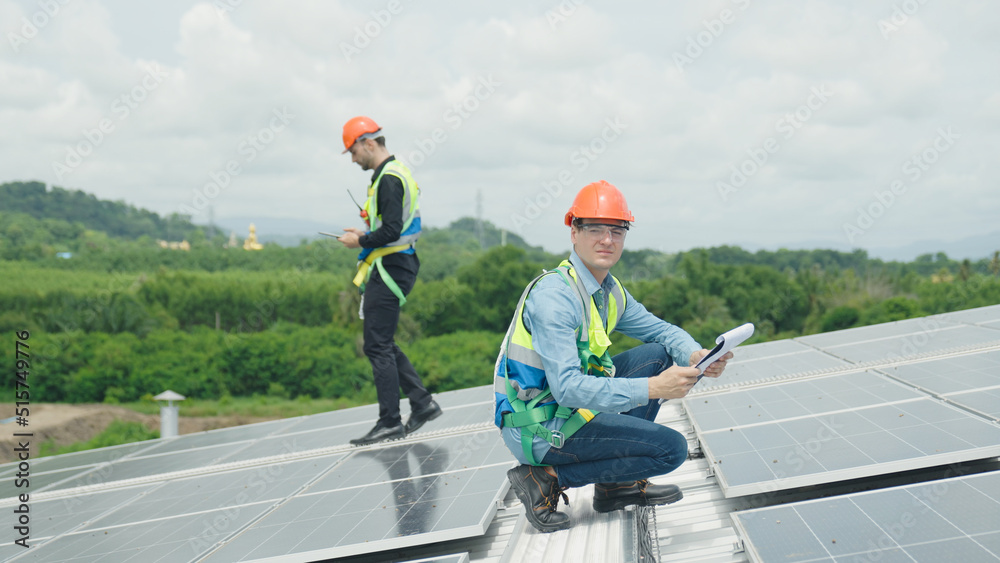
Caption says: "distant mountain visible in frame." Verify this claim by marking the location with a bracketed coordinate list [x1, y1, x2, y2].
[867, 231, 1000, 262]
[731, 233, 1000, 263]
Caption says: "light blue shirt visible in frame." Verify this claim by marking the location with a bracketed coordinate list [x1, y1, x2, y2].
[501, 249, 702, 465]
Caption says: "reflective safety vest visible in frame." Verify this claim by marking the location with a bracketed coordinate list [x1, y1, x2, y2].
[494, 260, 627, 466]
[353, 159, 421, 304]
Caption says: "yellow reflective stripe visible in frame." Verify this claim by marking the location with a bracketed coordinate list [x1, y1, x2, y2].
[511, 312, 533, 347]
[367, 160, 421, 246]
[608, 275, 625, 332]
[352, 244, 413, 287]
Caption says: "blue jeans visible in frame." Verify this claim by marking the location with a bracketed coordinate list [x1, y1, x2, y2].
[540, 343, 689, 487]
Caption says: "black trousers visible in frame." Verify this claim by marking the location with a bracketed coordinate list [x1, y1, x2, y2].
[362, 253, 431, 426]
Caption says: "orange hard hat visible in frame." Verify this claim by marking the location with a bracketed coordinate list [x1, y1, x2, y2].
[342, 116, 382, 153]
[564, 180, 635, 226]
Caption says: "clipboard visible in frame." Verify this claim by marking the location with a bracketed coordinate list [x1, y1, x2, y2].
[659, 322, 754, 404]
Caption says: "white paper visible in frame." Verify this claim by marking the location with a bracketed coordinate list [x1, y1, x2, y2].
[694, 322, 755, 374]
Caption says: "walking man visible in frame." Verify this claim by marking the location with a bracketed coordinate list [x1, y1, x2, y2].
[338, 116, 441, 446]
[494, 180, 732, 532]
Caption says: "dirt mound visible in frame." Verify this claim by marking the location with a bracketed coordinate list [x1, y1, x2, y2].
[0, 404, 279, 464]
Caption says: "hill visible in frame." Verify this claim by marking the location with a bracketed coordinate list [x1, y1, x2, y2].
[0, 181, 215, 241]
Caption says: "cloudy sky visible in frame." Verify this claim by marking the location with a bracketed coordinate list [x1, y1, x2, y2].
[3, 0, 998, 258]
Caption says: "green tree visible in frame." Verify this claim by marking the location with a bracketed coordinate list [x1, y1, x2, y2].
[455, 245, 544, 333]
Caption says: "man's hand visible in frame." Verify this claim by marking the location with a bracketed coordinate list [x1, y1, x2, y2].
[648, 365, 702, 400]
[689, 349, 734, 379]
[339, 227, 363, 249]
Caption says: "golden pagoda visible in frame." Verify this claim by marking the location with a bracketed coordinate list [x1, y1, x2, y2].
[243, 223, 264, 250]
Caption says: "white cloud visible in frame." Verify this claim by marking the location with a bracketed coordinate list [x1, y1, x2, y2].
[1, 0, 997, 259]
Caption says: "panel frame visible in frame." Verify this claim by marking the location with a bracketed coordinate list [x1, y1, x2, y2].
[731, 470, 1000, 563]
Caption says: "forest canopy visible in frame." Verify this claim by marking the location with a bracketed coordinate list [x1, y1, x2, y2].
[3, 181, 999, 406]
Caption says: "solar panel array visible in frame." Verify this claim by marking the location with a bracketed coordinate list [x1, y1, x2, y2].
[683, 306, 1000, 560]
[732, 470, 1000, 562]
[2, 305, 998, 561]
[686, 308, 1000, 498]
[0, 390, 506, 562]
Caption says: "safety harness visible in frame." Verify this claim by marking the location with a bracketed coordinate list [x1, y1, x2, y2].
[352, 160, 420, 305]
[499, 260, 625, 466]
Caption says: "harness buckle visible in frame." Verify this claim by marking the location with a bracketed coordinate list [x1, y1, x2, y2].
[549, 430, 565, 449]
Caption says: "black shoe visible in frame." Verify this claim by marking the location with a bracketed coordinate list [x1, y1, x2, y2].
[592, 479, 683, 513]
[404, 399, 442, 434]
[349, 422, 405, 446]
[507, 465, 571, 533]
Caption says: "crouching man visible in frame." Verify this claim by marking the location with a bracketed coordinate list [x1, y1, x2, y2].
[494, 181, 731, 532]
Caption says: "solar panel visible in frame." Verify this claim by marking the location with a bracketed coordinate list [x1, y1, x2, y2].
[219, 402, 493, 464]
[0, 466, 96, 498]
[21, 503, 277, 563]
[0, 544, 24, 561]
[694, 349, 851, 393]
[12, 484, 155, 542]
[86, 457, 342, 529]
[808, 325, 1000, 364]
[266, 403, 381, 434]
[197, 431, 509, 561]
[878, 349, 1000, 394]
[136, 418, 300, 456]
[21, 441, 161, 474]
[201, 463, 510, 561]
[930, 303, 1000, 325]
[686, 371, 925, 432]
[699, 397, 1000, 497]
[400, 554, 470, 563]
[794, 317, 960, 349]
[732, 469, 1000, 562]
[309, 432, 510, 495]
[722, 339, 815, 361]
[875, 348, 1000, 418]
[688, 368, 1000, 497]
[37, 443, 251, 493]
[947, 389, 1000, 419]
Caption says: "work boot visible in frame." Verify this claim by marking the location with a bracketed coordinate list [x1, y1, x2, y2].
[404, 399, 443, 434]
[349, 422, 405, 446]
[593, 479, 683, 513]
[507, 465, 571, 533]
